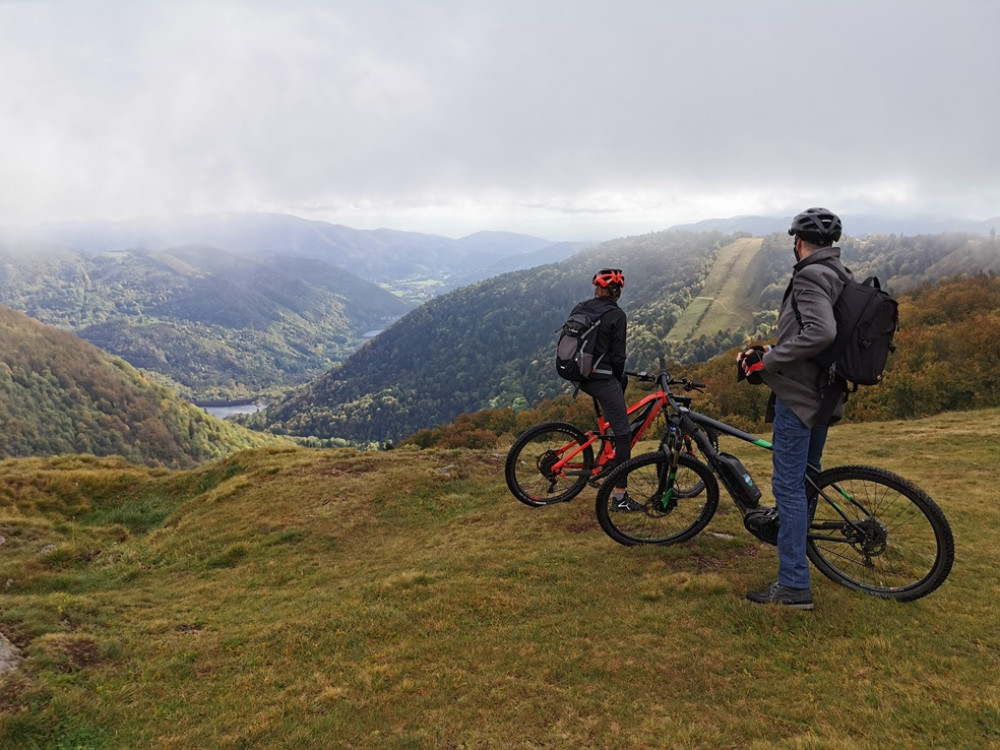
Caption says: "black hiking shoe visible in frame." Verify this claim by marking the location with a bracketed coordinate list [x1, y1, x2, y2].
[746, 582, 814, 610]
[610, 492, 643, 512]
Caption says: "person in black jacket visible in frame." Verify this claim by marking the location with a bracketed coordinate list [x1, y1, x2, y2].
[577, 268, 640, 511]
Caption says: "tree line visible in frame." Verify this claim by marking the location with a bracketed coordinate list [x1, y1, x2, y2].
[258, 230, 995, 444]
[404, 274, 1000, 448]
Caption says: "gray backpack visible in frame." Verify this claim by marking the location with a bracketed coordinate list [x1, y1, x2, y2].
[555, 301, 614, 382]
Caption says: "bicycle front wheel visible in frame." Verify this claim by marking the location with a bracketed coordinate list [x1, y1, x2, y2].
[807, 465, 955, 601]
[596, 452, 719, 545]
[505, 422, 594, 507]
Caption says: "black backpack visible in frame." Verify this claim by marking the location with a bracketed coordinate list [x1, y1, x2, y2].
[793, 261, 899, 388]
[555, 301, 616, 382]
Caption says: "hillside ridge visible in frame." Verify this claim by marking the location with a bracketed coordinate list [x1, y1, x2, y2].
[0, 305, 280, 466]
[0, 246, 412, 400]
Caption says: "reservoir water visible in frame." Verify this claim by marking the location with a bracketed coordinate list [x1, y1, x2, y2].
[199, 402, 265, 419]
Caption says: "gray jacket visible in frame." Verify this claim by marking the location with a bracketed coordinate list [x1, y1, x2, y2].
[760, 246, 851, 428]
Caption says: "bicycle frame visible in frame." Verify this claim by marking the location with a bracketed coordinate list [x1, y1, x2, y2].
[546, 389, 665, 481]
[658, 381, 874, 541]
[591, 367, 954, 600]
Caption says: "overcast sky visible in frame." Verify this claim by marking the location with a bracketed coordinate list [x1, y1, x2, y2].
[1, 0, 997, 240]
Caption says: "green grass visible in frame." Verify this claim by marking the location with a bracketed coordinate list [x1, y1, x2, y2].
[665, 238, 763, 345]
[0, 411, 998, 749]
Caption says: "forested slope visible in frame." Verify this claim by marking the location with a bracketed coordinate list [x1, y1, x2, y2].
[0, 245, 412, 400]
[0, 306, 280, 467]
[405, 274, 1000, 449]
[256, 232, 758, 442]
[258, 231, 997, 444]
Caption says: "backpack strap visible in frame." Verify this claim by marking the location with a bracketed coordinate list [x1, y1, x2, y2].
[587, 300, 619, 377]
[785, 258, 851, 420]
[786, 256, 850, 325]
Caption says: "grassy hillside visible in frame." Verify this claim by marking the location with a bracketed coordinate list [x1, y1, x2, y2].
[664, 237, 764, 345]
[0, 306, 282, 467]
[0, 410, 996, 748]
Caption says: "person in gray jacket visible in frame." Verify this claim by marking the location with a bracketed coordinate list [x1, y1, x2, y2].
[738, 207, 852, 609]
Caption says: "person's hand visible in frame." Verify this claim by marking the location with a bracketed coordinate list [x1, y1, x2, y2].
[737, 346, 768, 384]
[741, 349, 765, 378]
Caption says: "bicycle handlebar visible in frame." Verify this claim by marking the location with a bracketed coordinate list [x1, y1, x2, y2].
[624, 369, 705, 392]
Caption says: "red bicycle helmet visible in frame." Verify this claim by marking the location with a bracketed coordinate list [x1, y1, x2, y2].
[593, 268, 625, 288]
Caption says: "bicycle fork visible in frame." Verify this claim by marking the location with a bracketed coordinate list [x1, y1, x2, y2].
[651, 426, 690, 513]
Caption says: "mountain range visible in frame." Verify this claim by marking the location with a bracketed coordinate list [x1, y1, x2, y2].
[0, 214, 583, 400]
[2, 211, 998, 454]
[0, 244, 411, 400]
[253, 228, 999, 443]
[0, 213, 585, 294]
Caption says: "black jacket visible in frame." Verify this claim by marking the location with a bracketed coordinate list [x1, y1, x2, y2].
[577, 297, 627, 381]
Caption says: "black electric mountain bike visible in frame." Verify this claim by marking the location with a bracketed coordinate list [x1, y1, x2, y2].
[594, 365, 954, 601]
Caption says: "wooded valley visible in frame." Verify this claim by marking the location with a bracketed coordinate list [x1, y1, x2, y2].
[1, 219, 998, 460]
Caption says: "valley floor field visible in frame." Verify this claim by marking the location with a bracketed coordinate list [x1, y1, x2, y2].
[0, 408, 997, 748]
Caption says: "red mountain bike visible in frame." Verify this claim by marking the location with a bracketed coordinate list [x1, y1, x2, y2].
[504, 370, 715, 507]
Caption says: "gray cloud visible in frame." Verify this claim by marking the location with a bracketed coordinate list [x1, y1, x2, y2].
[1, 0, 997, 239]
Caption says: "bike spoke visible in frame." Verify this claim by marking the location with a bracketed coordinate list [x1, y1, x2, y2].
[505, 423, 594, 506]
[596, 453, 718, 545]
[807, 466, 953, 600]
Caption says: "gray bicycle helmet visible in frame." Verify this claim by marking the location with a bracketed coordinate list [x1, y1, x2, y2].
[787, 207, 843, 245]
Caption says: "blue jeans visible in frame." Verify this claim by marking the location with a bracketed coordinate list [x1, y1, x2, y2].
[771, 398, 829, 590]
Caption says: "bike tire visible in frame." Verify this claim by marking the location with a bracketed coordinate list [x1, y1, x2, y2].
[596, 452, 719, 546]
[806, 465, 955, 601]
[505, 422, 594, 507]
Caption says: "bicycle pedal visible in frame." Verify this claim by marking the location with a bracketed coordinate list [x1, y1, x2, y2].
[588, 470, 612, 487]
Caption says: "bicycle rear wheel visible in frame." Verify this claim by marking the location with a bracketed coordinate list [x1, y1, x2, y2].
[807, 465, 954, 601]
[505, 422, 594, 507]
[596, 452, 719, 545]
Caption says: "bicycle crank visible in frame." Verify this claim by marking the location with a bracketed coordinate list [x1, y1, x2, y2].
[743, 506, 780, 545]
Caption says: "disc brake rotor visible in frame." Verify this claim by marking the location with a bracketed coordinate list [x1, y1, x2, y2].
[849, 517, 889, 557]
